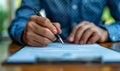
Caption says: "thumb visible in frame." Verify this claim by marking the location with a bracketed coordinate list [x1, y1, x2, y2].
[53, 22, 62, 34]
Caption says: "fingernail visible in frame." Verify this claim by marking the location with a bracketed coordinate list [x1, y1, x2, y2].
[53, 29, 57, 34]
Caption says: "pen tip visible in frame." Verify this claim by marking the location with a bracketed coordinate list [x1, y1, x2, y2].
[59, 38, 64, 44]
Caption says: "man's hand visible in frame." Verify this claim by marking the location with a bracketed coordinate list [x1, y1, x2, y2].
[22, 15, 61, 47]
[67, 21, 108, 44]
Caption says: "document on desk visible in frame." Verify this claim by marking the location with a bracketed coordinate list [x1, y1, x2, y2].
[6, 42, 120, 63]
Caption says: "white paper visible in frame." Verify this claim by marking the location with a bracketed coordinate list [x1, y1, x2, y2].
[6, 42, 120, 63]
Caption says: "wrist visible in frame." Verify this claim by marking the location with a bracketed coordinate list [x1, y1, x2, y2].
[21, 31, 26, 45]
[103, 30, 109, 42]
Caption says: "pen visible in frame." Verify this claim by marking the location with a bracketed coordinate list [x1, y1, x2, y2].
[33, 8, 64, 44]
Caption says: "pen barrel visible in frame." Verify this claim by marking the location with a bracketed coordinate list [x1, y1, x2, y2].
[55, 34, 64, 44]
[55, 34, 61, 39]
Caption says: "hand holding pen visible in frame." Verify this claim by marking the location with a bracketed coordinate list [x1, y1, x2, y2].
[22, 8, 64, 47]
[33, 8, 64, 44]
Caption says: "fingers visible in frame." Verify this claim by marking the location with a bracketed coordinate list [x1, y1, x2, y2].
[24, 31, 51, 47]
[23, 15, 63, 47]
[53, 22, 62, 34]
[67, 21, 105, 44]
[79, 28, 94, 44]
[67, 22, 84, 42]
[30, 15, 58, 34]
[74, 24, 91, 44]
[67, 21, 90, 42]
[30, 21, 56, 41]
[87, 32, 99, 44]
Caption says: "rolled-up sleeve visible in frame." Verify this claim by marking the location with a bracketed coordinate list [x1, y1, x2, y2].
[8, 0, 42, 44]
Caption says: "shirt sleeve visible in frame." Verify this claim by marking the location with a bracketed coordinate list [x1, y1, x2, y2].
[100, 0, 120, 42]
[8, 0, 42, 44]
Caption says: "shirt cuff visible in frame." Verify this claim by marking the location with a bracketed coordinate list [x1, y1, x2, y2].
[9, 19, 27, 45]
[14, 25, 26, 45]
[100, 23, 120, 42]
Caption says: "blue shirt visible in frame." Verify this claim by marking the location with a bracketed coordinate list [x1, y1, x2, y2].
[9, 0, 120, 44]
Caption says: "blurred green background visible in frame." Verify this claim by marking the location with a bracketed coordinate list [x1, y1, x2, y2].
[0, 0, 115, 40]
[0, 0, 21, 40]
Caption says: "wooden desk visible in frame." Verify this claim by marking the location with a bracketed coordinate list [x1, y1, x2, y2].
[1, 40, 120, 71]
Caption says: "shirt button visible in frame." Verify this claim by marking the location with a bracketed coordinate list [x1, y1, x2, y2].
[72, 4, 78, 10]
[112, 36, 116, 41]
